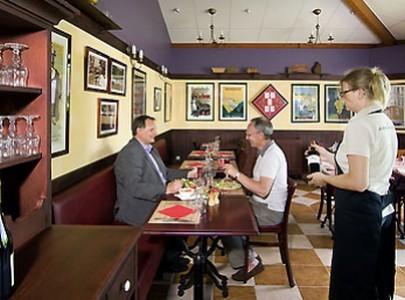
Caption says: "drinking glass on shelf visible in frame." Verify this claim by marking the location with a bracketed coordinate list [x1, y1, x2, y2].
[0, 116, 9, 160]
[5, 42, 29, 87]
[24, 115, 40, 156]
[0, 44, 10, 86]
[6, 116, 17, 157]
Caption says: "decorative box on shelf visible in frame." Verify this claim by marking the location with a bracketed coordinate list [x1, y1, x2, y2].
[287, 64, 309, 74]
[225, 66, 240, 73]
[211, 67, 226, 74]
[246, 67, 259, 74]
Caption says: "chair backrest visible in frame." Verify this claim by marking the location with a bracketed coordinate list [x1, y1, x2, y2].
[281, 178, 297, 227]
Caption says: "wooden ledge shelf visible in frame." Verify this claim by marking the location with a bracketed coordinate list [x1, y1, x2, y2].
[0, 153, 41, 170]
[0, 85, 42, 96]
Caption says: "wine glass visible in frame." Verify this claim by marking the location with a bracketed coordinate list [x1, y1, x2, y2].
[0, 44, 10, 86]
[25, 115, 40, 156]
[4, 43, 29, 87]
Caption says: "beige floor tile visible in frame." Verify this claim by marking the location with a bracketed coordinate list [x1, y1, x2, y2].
[213, 286, 256, 300]
[289, 249, 324, 266]
[288, 234, 313, 249]
[307, 235, 334, 248]
[292, 265, 330, 286]
[254, 246, 282, 265]
[255, 285, 303, 300]
[304, 192, 321, 200]
[314, 249, 333, 267]
[299, 287, 329, 300]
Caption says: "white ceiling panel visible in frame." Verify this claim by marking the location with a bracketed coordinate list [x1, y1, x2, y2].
[159, 0, 405, 45]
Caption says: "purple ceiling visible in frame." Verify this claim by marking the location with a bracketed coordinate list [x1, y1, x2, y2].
[97, 0, 405, 75]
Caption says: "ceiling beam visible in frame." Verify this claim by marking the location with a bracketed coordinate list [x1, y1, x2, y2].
[171, 43, 376, 49]
[344, 0, 396, 46]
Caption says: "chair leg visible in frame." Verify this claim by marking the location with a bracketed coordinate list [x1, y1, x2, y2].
[279, 233, 295, 287]
[317, 188, 325, 220]
[397, 196, 405, 239]
[277, 233, 286, 264]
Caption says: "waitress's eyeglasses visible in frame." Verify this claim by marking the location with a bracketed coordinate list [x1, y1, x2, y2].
[339, 88, 357, 97]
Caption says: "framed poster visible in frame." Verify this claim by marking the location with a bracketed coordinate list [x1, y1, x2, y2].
[324, 85, 352, 123]
[291, 84, 319, 123]
[219, 83, 247, 121]
[186, 83, 214, 121]
[384, 84, 405, 127]
[109, 58, 126, 95]
[154, 87, 162, 112]
[251, 84, 288, 120]
[164, 82, 172, 122]
[132, 68, 146, 119]
[97, 99, 119, 138]
[51, 29, 71, 157]
[85, 47, 108, 92]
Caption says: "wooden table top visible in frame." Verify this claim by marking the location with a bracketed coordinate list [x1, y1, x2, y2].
[11, 225, 141, 300]
[144, 195, 259, 237]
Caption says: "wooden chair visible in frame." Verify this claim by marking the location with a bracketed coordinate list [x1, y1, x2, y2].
[251, 178, 297, 287]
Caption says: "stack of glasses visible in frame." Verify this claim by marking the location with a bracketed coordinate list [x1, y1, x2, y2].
[0, 43, 29, 87]
[0, 115, 40, 160]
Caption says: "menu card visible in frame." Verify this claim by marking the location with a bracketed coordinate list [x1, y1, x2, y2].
[148, 201, 201, 224]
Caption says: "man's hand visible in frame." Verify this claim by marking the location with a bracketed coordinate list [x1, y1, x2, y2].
[166, 180, 182, 194]
[187, 167, 198, 179]
[224, 164, 238, 178]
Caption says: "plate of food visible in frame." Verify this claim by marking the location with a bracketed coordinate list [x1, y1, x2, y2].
[214, 179, 242, 191]
[175, 188, 196, 200]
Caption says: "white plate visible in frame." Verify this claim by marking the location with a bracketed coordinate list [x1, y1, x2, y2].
[175, 193, 196, 201]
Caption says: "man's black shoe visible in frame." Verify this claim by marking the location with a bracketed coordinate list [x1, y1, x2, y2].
[231, 260, 264, 282]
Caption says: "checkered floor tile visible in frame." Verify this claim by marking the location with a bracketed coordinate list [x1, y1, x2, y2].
[146, 182, 405, 300]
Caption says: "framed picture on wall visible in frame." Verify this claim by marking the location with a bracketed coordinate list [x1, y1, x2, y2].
[219, 83, 247, 121]
[164, 82, 172, 122]
[251, 84, 288, 121]
[324, 85, 352, 123]
[51, 29, 71, 157]
[85, 47, 109, 92]
[291, 84, 319, 123]
[97, 99, 119, 138]
[186, 83, 214, 121]
[132, 68, 146, 119]
[154, 87, 162, 112]
[384, 84, 405, 127]
[109, 58, 126, 95]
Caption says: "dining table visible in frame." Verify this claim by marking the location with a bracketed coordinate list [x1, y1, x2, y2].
[143, 192, 258, 299]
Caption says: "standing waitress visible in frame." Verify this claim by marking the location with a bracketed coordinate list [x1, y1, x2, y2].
[308, 67, 397, 300]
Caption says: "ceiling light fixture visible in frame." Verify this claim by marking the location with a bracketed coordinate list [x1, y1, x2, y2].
[307, 8, 334, 44]
[197, 8, 225, 44]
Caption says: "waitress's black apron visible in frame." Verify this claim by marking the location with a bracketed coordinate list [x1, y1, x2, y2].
[329, 110, 396, 300]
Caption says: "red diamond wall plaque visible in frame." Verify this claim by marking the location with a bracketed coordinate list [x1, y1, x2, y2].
[251, 84, 288, 120]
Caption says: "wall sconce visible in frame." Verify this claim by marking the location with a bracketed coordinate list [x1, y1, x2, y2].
[128, 44, 144, 68]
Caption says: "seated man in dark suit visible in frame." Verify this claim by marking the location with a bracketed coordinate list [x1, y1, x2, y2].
[114, 115, 197, 272]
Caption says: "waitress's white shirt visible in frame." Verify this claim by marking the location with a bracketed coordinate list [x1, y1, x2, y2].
[335, 104, 397, 195]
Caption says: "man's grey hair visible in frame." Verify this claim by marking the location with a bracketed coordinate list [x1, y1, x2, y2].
[250, 117, 273, 139]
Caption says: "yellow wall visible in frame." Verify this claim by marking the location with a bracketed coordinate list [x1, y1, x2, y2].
[52, 21, 167, 179]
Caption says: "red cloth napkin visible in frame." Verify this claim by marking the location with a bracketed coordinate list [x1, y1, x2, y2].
[189, 162, 205, 168]
[158, 204, 195, 218]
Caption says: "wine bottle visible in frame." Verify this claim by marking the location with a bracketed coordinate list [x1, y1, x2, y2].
[0, 180, 14, 299]
[306, 146, 321, 173]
